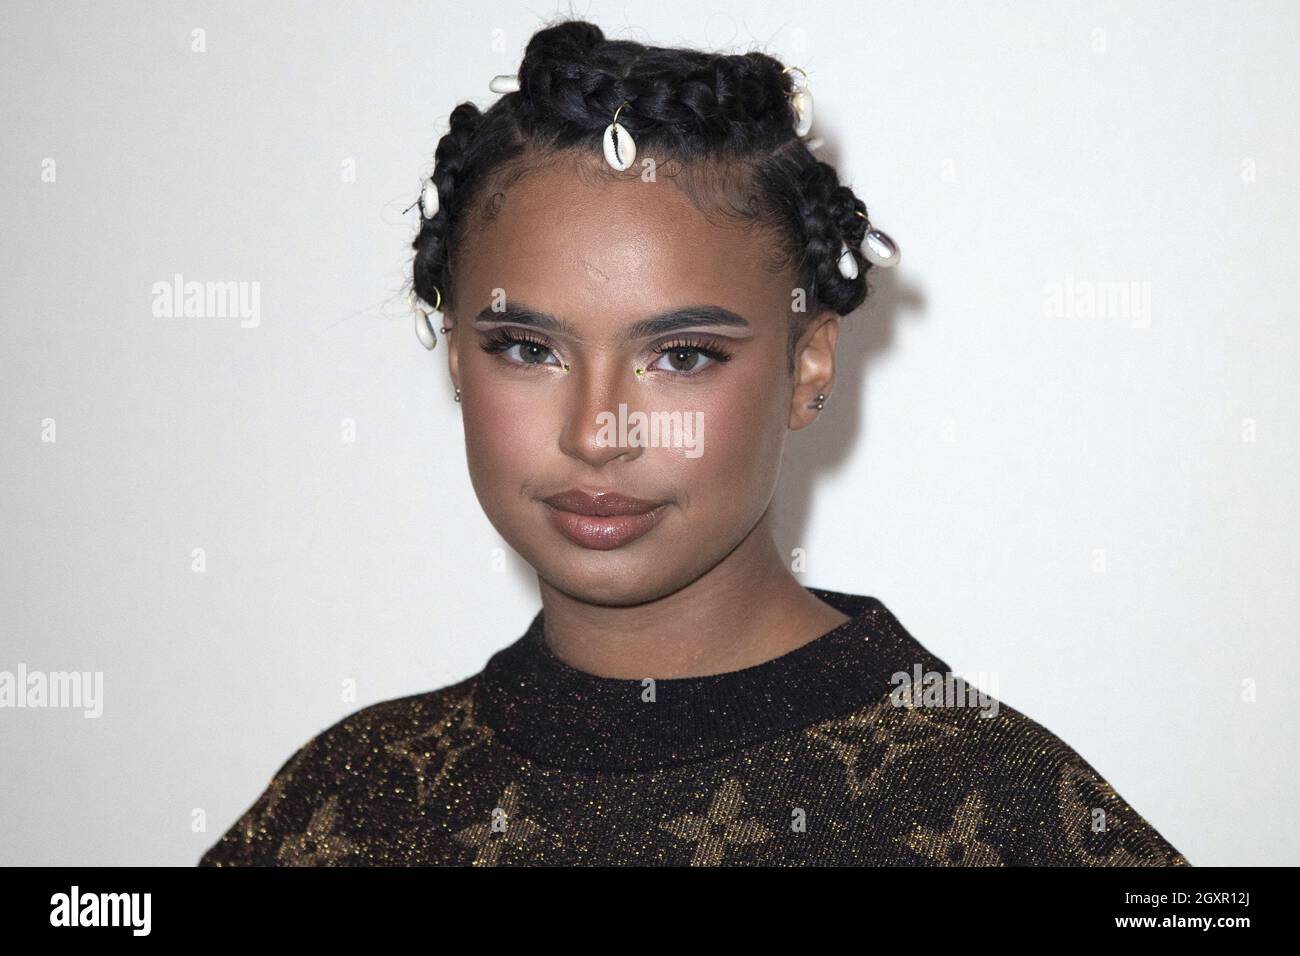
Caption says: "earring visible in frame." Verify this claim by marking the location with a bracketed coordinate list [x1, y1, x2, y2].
[603, 101, 636, 171]
[411, 287, 442, 350]
[809, 393, 827, 411]
[454, 386, 461, 403]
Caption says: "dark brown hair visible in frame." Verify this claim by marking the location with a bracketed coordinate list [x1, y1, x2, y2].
[411, 18, 876, 368]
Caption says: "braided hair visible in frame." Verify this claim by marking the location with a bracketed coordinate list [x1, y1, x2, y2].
[411, 18, 875, 372]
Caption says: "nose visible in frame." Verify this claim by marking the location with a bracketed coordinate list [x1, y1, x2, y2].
[556, 357, 645, 468]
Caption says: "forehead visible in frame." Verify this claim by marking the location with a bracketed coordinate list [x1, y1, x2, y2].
[453, 152, 792, 332]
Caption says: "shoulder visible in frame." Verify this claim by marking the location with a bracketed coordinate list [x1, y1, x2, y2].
[198, 675, 485, 866]
[304, 675, 486, 763]
[970, 696, 1188, 865]
[807, 681, 1190, 866]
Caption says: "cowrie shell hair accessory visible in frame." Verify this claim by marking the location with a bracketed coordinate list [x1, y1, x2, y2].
[418, 178, 438, 219]
[491, 76, 635, 170]
[836, 241, 859, 281]
[404, 76, 519, 220]
[838, 210, 901, 279]
[855, 209, 900, 268]
[410, 287, 442, 350]
[863, 228, 900, 267]
[783, 66, 814, 138]
[603, 101, 636, 171]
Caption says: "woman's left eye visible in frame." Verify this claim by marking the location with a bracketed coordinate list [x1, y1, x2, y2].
[648, 339, 734, 375]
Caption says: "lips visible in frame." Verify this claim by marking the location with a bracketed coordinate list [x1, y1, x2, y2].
[543, 489, 662, 516]
[541, 489, 668, 550]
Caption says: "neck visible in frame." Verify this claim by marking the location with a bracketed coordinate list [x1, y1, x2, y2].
[534, 508, 851, 679]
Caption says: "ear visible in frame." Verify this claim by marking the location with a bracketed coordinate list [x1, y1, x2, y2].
[445, 310, 461, 395]
[788, 309, 839, 431]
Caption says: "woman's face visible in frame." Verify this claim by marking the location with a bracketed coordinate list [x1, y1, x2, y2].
[445, 152, 837, 606]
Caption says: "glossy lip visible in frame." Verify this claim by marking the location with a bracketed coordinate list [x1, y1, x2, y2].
[541, 489, 669, 550]
[542, 489, 663, 516]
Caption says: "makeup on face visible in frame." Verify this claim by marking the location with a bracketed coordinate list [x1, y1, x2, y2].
[473, 301, 755, 379]
[539, 488, 670, 550]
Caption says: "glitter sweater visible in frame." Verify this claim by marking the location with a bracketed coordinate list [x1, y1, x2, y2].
[198, 587, 1190, 866]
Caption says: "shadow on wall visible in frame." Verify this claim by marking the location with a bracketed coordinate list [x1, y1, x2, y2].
[775, 131, 928, 562]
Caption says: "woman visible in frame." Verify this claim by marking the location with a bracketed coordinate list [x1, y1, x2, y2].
[200, 19, 1188, 866]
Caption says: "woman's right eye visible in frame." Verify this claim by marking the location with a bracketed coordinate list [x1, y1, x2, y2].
[479, 331, 563, 368]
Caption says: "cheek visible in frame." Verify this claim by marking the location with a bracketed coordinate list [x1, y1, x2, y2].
[458, 344, 790, 537]
[668, 376, 788, 518]
[460, 368, 549, 505]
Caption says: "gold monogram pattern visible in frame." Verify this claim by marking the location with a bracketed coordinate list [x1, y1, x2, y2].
[1057, 760, 1190, 866]
[659, 777, 775, 865]
[806, 694, 962, 801]
[200, 679, 1190, 867]
[275, 794, 361, 866]
[384, 687, 493, 806]
[451, 782, 549, 866]
[905, 791, 1004, 866]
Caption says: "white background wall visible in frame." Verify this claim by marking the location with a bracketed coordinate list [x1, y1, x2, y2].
[1, 0, 1295, 866]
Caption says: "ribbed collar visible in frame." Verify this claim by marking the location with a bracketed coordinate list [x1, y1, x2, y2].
[477, 587, 950, 771]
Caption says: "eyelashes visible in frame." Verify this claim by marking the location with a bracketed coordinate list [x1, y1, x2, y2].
[479, 329, 557, 367]
[478, 329, 734, 376]
[649, 336, 734, 376]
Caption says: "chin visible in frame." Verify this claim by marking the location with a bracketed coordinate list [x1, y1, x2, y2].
[492, 501, 731, 606]
[533, 550, 688, 607]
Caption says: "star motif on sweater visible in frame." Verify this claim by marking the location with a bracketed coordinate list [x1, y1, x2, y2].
[384, 688, 492, 806]
[806, 695, 962, 801]
[275, 794, 361, 865]
[659, 777, 774, 865]
[1057, 761, 1188, 866]
[904, 790, 1004, 866]
[452, 782, 546, 866]
[198, 590, 1191, 868]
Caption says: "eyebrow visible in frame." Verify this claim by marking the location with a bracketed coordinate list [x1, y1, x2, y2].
[472, 302, 753, 341]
